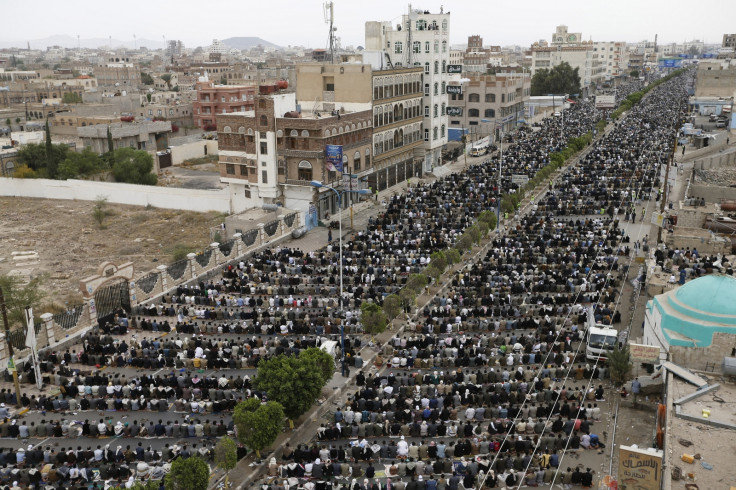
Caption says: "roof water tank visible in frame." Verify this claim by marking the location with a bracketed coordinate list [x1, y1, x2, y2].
[722, 357, 736, 376]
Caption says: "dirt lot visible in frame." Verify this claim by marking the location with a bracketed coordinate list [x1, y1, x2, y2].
[0, 196, 226, 308]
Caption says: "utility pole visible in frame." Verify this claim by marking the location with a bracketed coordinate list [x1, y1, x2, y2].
[0, 286, 22, 407]
[657, 135, 677, 244]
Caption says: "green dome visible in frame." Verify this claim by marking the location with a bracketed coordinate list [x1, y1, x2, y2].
[674, 274, 736, 316]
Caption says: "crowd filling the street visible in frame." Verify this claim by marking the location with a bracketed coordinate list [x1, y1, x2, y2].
[4, 70, 724, 490]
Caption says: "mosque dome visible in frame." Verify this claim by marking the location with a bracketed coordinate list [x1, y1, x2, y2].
[674, 274, 736, 316]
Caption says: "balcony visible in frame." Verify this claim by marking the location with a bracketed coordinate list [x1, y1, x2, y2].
[285, 179, 314, 186]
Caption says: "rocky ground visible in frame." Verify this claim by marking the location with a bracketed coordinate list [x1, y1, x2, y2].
[0, 196, 225, 309]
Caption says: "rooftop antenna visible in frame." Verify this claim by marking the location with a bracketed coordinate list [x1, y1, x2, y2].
[109, 35, 112, 51]
[407, 4, 413, 66]
[77, 35, 80, 52]
[133, 34, 137, 50]
[324, 1, 336, 63]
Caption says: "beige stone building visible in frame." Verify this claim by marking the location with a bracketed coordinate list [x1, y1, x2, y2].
[78, 121, 172, 154]
[446, 73, 530, 143]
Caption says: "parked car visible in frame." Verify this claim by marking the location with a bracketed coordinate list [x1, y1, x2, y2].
[709, 114, 718, 122]
[716, 120, 726, 128]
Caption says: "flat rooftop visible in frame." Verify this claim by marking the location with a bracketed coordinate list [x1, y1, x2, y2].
[668, 377, 736, 489]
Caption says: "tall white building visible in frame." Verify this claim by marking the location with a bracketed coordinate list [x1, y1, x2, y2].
[209, 39, 228, 56]
[365, 7, 450, 172]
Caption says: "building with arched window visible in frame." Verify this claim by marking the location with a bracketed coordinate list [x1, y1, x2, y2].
[365, 7, 450, 172]
[445, 73, 530, 144]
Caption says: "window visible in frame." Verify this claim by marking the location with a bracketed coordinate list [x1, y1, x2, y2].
[395, 41, 403, 54]
[434, 61, 439, 74]
[148, 110, 153, 116]
[433, 104, 438, 117]
[434, 41, 439, 53]
[413, 41, 421, 54]
[239, 165, 248, 176]
[485, 93, 496, 103]
[261, 161, 267, 167]
[469, 93, 480, 102]
[259, 115, 268, 126]
[441, 82, 446, 94]
[442, 40, 447, 53]
[244, 189, 251, 198]
[468, 109, 479, 117]
[169, 109, 174, 115]
[502, 94, 505, 103]
[297, 160, 313, 181]
[354, 151, 361, 171]
[441, 103, 446, 115]
[433, 127, 438, 140]
[260, 142, 267, 154]
[261, 170, 268, 183]
[424, 106, 429, 117]
[226, 164, 235, 175]
[424, 84, 429, 96]
[441, 124, 445, 138]
[442, 61, 446, 73]
[424, 129, 429, 141]
[416, 19, 426, 30]
[484, 109, 496, 118]
[434, 83, 438, 95]
[425, 41, 430, 53]
[442, 19, 447, 31]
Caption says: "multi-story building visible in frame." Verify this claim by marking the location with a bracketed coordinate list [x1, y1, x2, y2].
[530, 27, 603, 93]
[216, 91, 373, 219]
[723, 34, 736, 50]
[166, 40, 185, 60]
[365, 7, 450, 172]
[95, 63, 141, 89]
[463, 35, 491, 73]
[593, 42, 629, 80]
[446, 73, 530, 143]
[77, 121, 172, 154]
[193, 77, 257, 129]
[296, 62, 424, 193]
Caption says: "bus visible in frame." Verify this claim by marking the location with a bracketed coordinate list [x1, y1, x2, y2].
[469, 146, 488, 157]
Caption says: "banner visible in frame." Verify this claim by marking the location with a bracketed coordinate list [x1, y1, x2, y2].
[446, 85, 462, 94]
[447, 65, 462, 74]
[325, 144, 343, 173]
[446, 107, 463, 116]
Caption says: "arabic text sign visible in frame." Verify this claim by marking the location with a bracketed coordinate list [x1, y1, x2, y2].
[618, 445, 662, 490]
[629, 343, 661, 363]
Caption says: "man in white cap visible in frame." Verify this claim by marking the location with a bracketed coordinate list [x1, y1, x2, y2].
[0, 403, 9, 419]
[397, 435, 409, 459]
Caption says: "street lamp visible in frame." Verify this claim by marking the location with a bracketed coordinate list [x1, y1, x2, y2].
[310, 180, 371, 376]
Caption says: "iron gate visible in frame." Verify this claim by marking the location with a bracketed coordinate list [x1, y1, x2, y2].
[94, 279, 131, 326]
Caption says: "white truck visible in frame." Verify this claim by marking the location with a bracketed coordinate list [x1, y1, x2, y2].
[584, 307, 619, 361]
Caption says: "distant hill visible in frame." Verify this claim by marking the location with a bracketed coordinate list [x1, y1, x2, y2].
[221, 37, 280, 50]
[0, 34, 164, 50]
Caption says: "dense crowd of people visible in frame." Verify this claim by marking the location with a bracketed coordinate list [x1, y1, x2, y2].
[1, 73, 694, 489]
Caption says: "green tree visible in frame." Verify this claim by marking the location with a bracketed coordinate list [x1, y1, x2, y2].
[0, 275, 46, 329]
[146, 93, 152, 102]
[360, 302, 388, 334]
[608, 345, 632, 387]
[44, 118, 58, 178]
[106, 126, 114, 154]
[141, 72, 154, 85]
[62, 92, 82, 104]
[445, 248, 461, 266]
[405, 273, 428, 294]
[214, 437, 238, 487]
[17, 142, 68, 177]
[161, 73, 172, 89]
[382, 294, 401, 321]
[478, 210, 497, 230]
[255, 354, 324, 423]
[429, 251, 448, 272]
[455, 234, 473, 253]
[57, 147, 103, 180]
[398, 288, 416, 310]
[130, 481, 160, 490]
[530, 62, 581, 96]
[629, 70, 640, 78]
[111, 147, 158, 185]
[92, 196, 109, 229]
[298, 347, 334, 384]
[166, 456, 210, 490]
[5, 118, 10, 128]
[233, 398, 284, 459]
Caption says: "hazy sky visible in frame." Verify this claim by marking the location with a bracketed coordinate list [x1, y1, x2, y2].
[1, 0, 733, 49]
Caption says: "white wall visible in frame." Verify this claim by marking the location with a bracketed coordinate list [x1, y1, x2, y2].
[0, 177, 231, 213]
[171, 140, 218, 165]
